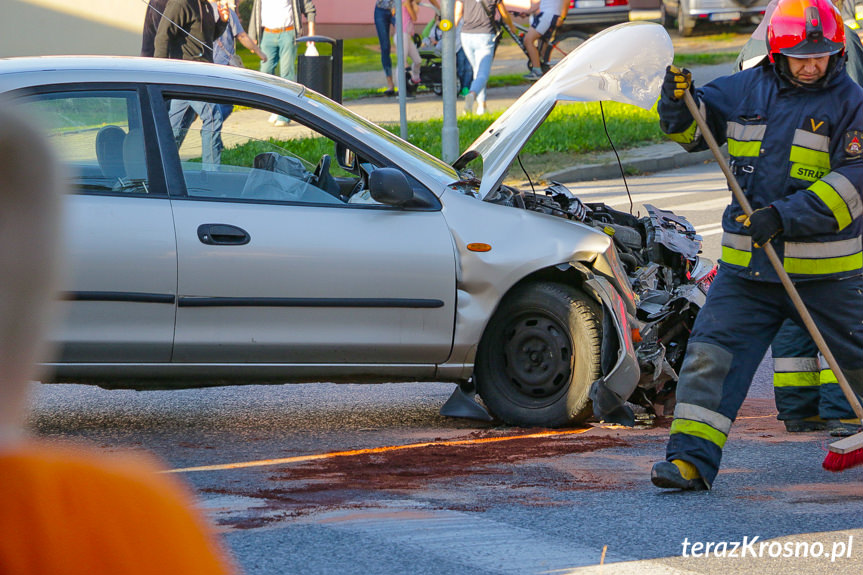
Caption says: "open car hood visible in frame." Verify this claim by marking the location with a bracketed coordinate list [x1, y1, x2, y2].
[457, 22, 673, 200]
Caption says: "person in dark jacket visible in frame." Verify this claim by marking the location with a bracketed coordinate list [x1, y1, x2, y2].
[154, 0, 229, 169]
[651, 0, 863, 491]
[141, 0, 170, 57]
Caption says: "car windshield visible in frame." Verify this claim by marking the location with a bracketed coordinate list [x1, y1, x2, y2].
[302, 90, 459, 179]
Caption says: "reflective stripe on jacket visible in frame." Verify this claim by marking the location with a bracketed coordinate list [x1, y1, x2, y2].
[658, 62, 863, 282]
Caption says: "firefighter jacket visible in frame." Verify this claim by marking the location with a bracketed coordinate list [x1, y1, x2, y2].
[658, 61, 863, 282]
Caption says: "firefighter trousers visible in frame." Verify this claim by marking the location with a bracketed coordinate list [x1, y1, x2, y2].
[665, 269, 863, 487]
[771, 319, 861, 421]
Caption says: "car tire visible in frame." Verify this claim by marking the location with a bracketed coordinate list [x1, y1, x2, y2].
[475, 282, 602, 428]
[660, 2, 674, 28]
[677, 0, 696, 36]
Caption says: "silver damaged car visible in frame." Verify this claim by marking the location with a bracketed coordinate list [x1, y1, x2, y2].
[1, 23, 679, 428]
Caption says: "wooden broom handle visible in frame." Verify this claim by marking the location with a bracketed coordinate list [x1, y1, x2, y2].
[681, 89, 863, 422]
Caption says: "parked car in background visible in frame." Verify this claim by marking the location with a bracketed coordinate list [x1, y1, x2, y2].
[560, 0, 631, 32]
[660, 0, 769, 35]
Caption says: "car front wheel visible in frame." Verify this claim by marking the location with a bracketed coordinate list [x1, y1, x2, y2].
[475, 282, 602, 428]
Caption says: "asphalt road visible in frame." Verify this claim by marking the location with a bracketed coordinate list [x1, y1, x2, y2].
[28, 161, 863, 575]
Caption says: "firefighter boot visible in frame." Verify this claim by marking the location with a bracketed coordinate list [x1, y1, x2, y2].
[825, 419, 863, 437]
[784, 418, 827, 432]
[651, 459, 708, 491]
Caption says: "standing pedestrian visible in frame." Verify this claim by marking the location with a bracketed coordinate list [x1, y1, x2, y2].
[651, 0, 863, 491]
[399, 0, 425, 86]
[374, 0, 397, 95]
[249, 0, 316, 126]
[211, 2, 268, 121]
[141, 0, 170, 57]
[154, 0, 229, 169]
[455, 0, 513, 115]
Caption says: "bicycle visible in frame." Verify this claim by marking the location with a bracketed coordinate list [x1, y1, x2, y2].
[499, 14, 590, 73]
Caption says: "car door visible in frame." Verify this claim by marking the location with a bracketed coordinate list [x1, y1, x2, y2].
[155, 91, 457, 365]
[16, 88, 178, 363]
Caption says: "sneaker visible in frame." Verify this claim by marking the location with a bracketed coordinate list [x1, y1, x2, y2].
[784, 419, 827, 433]
[462, 92, 475, 116]
[268, 113, 279, 124]
[476, 101, 486, 115]
[459, 87, 470, 97]
[524, 68, 544, 81]
[651, 460, 708, 491]
[273, 119, 290, 127]
[825, 419, 863, 437]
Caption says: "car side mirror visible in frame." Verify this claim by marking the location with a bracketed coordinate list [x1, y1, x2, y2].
[369, 168, 413, 206]
[335, 142, 356, 171]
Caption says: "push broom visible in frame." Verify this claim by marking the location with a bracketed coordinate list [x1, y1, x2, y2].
[681, 88, 863, 471]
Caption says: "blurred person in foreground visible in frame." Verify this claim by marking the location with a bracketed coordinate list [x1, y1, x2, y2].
[0, 107, 237, 575]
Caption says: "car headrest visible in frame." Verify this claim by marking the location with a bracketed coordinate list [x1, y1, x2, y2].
[95, 125, 127, 180]
[123, 129, 147, 182]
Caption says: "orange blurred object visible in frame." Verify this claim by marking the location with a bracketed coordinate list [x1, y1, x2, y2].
[0, 441, 237, 575]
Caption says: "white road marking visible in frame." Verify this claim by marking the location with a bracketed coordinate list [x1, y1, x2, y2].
[303, 503, 703, 575]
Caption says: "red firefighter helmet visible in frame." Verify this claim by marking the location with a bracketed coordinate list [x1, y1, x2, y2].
[767, 0, 845, 63]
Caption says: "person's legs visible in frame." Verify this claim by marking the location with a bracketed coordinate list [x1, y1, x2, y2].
[375, 5, 395, 91]
[793, 277, 863, 406]
[460, 33, 482, 114]
[403, 32, 421, 82]
[168, 99, 197, 149]
[659, 271, 787, 488]
[259, 31, 279, 75]
[456, 47, 473, 94]
[191, 101, 223, 169]
[274, 30, 297, 123]
[770, 319, 822, 429]
[467, 33, 496, 112]
[277, 30, 297, 81]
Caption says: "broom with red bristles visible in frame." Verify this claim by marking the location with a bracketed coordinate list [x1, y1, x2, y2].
[679, 89, 863, 472]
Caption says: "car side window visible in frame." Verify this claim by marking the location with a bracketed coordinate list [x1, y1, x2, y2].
[17, 91, 150, 196]
[162, 96, 386, 207]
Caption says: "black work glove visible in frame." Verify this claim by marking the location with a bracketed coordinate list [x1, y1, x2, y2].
[736, 206, 783, 248]
[661, 65, 693, 101]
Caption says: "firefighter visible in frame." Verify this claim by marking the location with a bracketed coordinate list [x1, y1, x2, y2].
[735, 0, 863, 438]
[651, 0, 863, 491]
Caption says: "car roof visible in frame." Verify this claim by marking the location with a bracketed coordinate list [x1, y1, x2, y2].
[0, 56, 305, 95]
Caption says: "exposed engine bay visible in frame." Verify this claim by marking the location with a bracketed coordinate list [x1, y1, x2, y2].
[488, 181, 717, 417]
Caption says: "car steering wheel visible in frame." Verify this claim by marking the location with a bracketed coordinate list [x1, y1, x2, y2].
[314, 154, 331, 190]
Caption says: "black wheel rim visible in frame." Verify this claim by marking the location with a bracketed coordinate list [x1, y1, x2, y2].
[499, 311, 573, 402]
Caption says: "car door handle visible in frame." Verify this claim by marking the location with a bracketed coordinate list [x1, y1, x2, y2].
[197, 224, 251, 246]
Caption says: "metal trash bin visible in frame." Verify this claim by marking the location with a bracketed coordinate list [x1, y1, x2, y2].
[296, 35, 343, 103]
